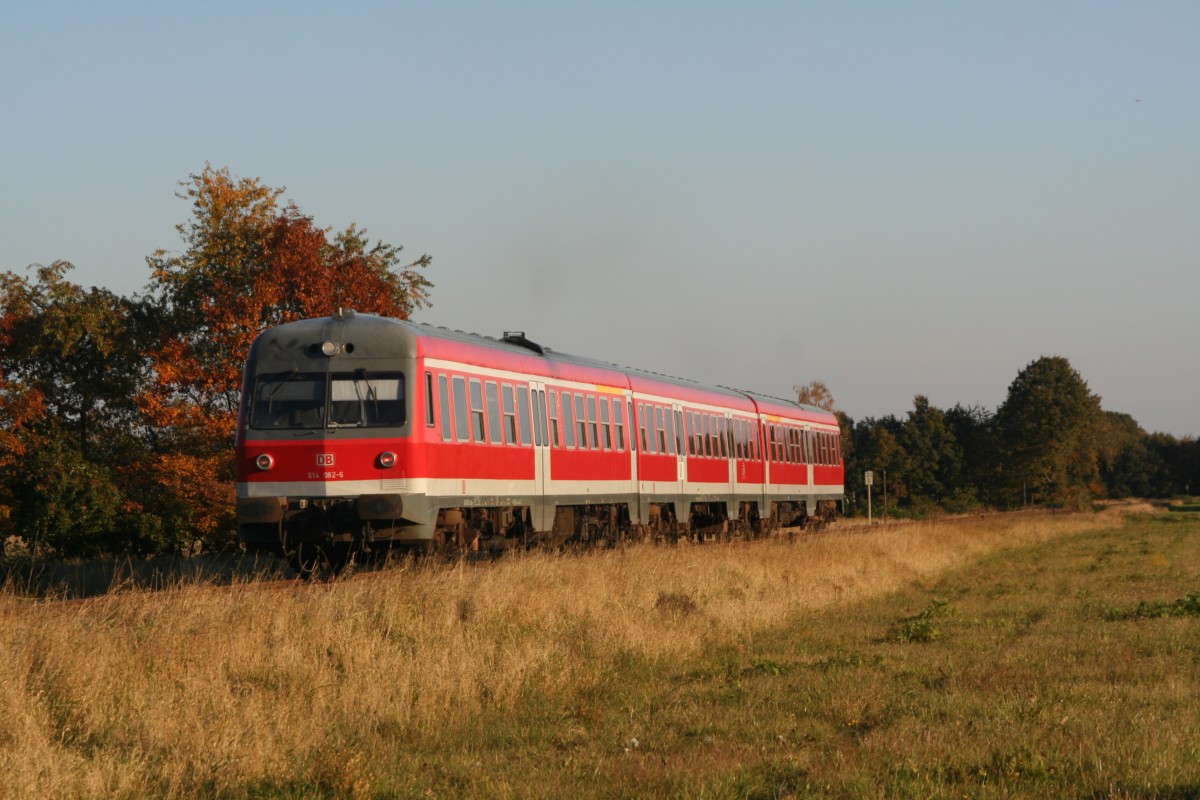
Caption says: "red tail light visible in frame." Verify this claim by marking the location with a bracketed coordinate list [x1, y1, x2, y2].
[378, 451, 397, 469]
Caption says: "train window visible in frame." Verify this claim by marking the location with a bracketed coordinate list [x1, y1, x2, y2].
[329, 373, 405, 428]
[531, 389, 544, 446]
[801, 430, 810, 464]
[563, 392, 576, 448]
[599, 397, 611, 450]
[630, 401, 637, 450]
[767, 425, 777, 462]
[516, 386, 532, 445]
[819, 432, 828, 465]
[652, 407, 665, 454]
[541, 391, 552, 446]
[737, 419, 746, 460]
[250, 372, 325, 429]
[548, 391, 561, 447]
[453, 377, 469, 442]
[535, 386, 549, 443]
[663, 407, 675, 455]
[645, 406, 658, 454]
[502, 384, 518, 445]
[576, 394, 590, 449]
[675, 410, 685, 455]
[612, 398, 625, 451]
[425, 372, 435, 427]
[586, 396, 599, 450]
[638, 404, 648, 452]
[684, 412, 694, 456]
[469, 380, 486, 443]
[439, 375, 451, 441]
[836, 435, 842, 464]
[718, 417, 728, 458]
[486, 382, 502, 444]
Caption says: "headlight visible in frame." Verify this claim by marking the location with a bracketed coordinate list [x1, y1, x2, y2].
[378, 451, 397, 469]
[255, 453, 275, 471]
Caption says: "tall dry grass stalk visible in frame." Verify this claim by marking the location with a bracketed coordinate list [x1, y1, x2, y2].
[0, 512, 1118, 797]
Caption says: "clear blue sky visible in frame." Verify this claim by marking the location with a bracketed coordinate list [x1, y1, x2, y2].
[2, 1, 1197, 436]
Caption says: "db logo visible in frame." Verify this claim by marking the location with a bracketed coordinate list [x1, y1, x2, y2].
[316, 453, 336, 467]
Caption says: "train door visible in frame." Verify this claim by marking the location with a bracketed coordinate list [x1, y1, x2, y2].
[528, 380, 553, 533]
[724, 413, 739, 521]
[725, 413, 737, 494]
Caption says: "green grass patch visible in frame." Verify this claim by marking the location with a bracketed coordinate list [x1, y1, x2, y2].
[346, 513, 1200, 798]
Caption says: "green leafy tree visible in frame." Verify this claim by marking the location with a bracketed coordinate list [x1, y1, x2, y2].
[850, 416, 910, 515]
[944, 403, 996, 508]
[0, 263, 151, 553]
[993, 356, 1103, 508]
[898, 395, 963, 512]
[0, 262, 146, 452]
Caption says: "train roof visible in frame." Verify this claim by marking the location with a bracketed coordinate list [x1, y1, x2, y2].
[251, 311, 837, 425]
[409, 318, 835, 425]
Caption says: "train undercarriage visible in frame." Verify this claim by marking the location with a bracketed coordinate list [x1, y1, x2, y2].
[240, 495, 840, 578]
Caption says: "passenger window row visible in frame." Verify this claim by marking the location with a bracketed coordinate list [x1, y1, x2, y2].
[425, 370, 841, 466]
[766, 423, 843, 466]
[429, 371, 629, 452]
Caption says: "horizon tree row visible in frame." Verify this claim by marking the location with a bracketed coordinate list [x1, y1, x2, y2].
[800, 359, 1199, 518]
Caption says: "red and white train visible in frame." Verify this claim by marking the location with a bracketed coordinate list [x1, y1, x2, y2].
[235, 310, 844, 572]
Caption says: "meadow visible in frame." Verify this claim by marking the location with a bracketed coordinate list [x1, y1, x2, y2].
[3, 508, 1198, 798]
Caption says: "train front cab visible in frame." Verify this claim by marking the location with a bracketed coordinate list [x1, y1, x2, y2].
[235, 312, 425, 573]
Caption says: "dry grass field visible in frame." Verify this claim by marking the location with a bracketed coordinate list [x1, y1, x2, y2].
[3, 508, 1198, 798]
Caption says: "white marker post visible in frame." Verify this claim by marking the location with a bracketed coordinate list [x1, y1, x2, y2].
[864, 470, 874, 524]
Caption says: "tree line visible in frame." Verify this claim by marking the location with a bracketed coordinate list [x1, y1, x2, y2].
[0, 166, 432, 558]
[798, 360, 1199, 518]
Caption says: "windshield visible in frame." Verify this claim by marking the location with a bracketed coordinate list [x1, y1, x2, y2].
[250, 371, 406, 430]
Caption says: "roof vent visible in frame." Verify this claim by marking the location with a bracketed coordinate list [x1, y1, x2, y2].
[502, 331, 545, 355]
[334, 308, 356, 320]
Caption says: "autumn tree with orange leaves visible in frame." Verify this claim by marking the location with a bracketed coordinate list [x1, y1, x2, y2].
[143, 166, 432, 445]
